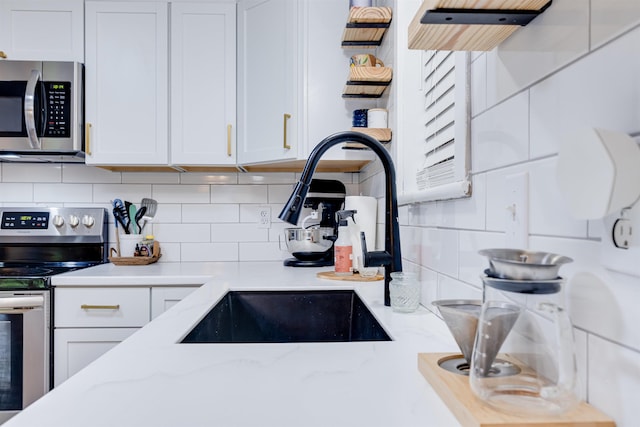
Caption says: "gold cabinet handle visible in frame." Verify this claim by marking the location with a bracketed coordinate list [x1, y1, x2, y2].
[0, 51, 6, 59]
[283, 113, 292, 150]
[81, 304, 120, 310]
[85, 123, 92, 155]
[227, 124, 232, 157]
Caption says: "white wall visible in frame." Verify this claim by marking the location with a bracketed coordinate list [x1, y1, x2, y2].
[0, 163, 359, 262]
[365, 0, 640, 425]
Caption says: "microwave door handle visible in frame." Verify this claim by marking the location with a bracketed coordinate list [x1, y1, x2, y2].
[24, 69, 42, 149]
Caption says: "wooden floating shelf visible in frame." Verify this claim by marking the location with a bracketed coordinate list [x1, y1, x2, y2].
[350, 127, 392, 142]
[342, 66, 392, 98]
[342, 6, 393, 48]
[408, 0, 552, 51]
[418, 353, 616, 427]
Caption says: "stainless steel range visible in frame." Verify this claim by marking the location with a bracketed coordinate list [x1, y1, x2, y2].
[0, 207, 108, 423]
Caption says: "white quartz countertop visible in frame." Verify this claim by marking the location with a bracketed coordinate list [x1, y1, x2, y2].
[8, 262, 462, 427]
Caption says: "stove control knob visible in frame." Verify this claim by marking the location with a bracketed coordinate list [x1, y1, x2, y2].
[52, 215, 65, 228]
[69, 215, 80, 229]
[82, 215, 95, 228]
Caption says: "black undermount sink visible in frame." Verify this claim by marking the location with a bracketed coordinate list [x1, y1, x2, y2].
[181, 290, 391, 343]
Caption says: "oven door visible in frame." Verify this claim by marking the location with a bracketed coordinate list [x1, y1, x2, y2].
[0, 294, 47, 424]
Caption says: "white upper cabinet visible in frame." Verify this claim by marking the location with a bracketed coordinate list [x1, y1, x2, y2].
[84, 1, 169, 166]
[170, 2, 236, 167]
[237, 0, 299, 165]
[0, 0, 84, 62]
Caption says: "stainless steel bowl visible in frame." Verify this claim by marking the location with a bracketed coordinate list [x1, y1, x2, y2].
[284, 227, 335, 256]
[478, 248, 573, 281]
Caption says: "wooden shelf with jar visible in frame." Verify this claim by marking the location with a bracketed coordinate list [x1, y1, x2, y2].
[341, 6, 392, 48]
[342, 66, 392, 98]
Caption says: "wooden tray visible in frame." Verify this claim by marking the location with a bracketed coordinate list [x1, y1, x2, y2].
[109, 241, 161, 266]
[317, 271, 383, 282]
[418, 352, 615, 427]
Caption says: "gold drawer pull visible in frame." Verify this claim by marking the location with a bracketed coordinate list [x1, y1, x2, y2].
[85, 123, 92, 155]
[227, 124, 232, 157]
[0, 51, 7, 59]
[81, 304, 120, 310]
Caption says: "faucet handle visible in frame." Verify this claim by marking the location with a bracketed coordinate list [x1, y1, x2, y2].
[360, 231, 392, 267]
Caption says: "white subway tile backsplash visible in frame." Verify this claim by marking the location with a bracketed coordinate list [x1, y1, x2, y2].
[180, 173, 238, 185]
[268, 184, 299, 204]
[211, 185, 268, 204]
[239, 242, 285, 261]
[471, 91, 529, 173]
[3, 163, 61, 182]
[470, 53, 487, 117]
[93, 184, 152, 204]
[211, 223, 268, 243]
[34, 184, 92, 203]
[458, 230, 505, 288]
[530, 26, 640, 158]
[588, 334, 640, 426]
[528, 158, 588, 238]
[122, 171, 179, 184]
[238, 173, 296, 185]
[148, 204, 181, 224]
[181, 243, 239, 262]
[437, 275, 482, 302]
[486, 0, 589, 105]
[63, 165, 120, 184]
[591, 0, 640, 49]
[153, 184, 210, 203]
[182, 204, 239, 223]
[152, 224, 211, 243]
[0, 183, 33, 202]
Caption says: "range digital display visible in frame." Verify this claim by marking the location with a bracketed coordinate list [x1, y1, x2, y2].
[1, 212, 50, 229]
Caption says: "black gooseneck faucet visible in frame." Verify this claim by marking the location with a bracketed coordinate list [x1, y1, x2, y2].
[278, 131, 402, 306]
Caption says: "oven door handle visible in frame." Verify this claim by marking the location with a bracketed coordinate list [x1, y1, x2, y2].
[24, 69, 42, 150]
[0, 295, 44, 309]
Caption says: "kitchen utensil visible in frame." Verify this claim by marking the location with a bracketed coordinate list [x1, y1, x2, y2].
[482, 270, 563, 294]
[470, 276, 579, 416]
[478, 248, 573, 280]
[282, 227, 335, 260]
[112, 199, 130, 234]
[112, 207, 122, 255]
[134, 206, 146, 235]
[140, 198, 157, 232]
[128, 203, 138, 234]
[432, 299, 482, 364]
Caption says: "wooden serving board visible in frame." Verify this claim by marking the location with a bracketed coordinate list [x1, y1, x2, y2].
[109, 241, 161, 266]
[418, 353, 616, 427]
[408, 0, 551, 51]
[317, 271, 383, 282]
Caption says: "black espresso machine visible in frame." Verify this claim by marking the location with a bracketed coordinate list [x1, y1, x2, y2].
[283, 179, 345, 267]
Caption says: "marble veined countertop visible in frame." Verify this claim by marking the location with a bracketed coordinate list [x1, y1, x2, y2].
[7, 262, 461, 427]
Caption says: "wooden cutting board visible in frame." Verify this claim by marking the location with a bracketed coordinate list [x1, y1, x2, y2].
[317, 271, 383, 282]
[418, 353, 616, 427]
[408, 0, 552, 51]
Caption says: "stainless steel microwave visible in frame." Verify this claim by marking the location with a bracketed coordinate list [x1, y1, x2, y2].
[0, 61, 84, 163]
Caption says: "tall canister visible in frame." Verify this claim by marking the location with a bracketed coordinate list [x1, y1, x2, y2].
[470, 249, 579, 416]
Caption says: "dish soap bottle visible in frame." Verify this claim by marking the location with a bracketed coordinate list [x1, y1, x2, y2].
[334, 210, 357, 276]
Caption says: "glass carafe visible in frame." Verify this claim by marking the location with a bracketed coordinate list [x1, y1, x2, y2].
[469, 277, 579, 416]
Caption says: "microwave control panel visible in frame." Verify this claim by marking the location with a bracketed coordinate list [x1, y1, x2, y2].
[43, 81, 71, 138]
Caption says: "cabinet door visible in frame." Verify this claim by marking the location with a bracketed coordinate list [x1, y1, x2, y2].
[0, 0, 84, 62]
[84, 1, 169, 165]
[150, 286, 198, 320]
[54, 328, 138, 387]
[237, 0, 299, 165]
[170, 3, 236, 167]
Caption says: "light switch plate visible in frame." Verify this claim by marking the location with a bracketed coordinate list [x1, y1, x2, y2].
[505, 172, 529, 249]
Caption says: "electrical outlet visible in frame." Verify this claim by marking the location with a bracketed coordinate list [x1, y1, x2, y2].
[258, 206, 271, 229]
[601, 204, 640, 277]
[504, 172, 529, 249]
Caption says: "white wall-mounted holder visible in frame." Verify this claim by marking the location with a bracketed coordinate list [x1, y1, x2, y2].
[556, 128, 640, 220]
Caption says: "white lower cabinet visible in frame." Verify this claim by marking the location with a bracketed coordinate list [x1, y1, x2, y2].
[54, 286, 199, 386]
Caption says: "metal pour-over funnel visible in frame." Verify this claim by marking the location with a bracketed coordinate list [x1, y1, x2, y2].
[432, 300, 482, 363]
[472, 301, 521, 376]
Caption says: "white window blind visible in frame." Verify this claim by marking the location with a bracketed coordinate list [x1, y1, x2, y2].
[399, 51, 471, 205]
